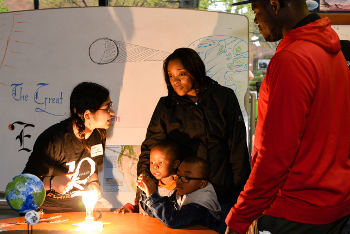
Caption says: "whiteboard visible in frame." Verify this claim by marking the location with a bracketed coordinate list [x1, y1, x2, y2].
[0, 7, 249, 207]
[332, 25, 350, 40]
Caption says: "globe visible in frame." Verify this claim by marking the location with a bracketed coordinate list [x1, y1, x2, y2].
[5, 174, 46, 213]
[25, 210, 40, 225]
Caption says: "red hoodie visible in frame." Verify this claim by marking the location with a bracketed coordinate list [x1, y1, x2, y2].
[226, 17, 350, 234]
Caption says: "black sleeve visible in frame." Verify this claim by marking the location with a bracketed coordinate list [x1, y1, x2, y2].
[227, 89, 251, 199]
[139, 193, 155, 217]
[137, 97, 168, 177]
[141, 193, 210, 229]
[340, 40, 350, 70]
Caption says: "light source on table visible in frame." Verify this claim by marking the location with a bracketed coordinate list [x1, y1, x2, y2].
[73, 190, 103, 231]
[82, 190, 98, 224]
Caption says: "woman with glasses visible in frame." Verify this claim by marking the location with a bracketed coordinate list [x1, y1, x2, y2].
[137, 48, 251, 234]
[22, 82, 114, 213]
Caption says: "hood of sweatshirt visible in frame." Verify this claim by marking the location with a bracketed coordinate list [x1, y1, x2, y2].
[276, 17, 340, 55]
[176, 182, 221, 221]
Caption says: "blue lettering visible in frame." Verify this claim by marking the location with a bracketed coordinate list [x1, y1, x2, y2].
[11, 83, 29, 101]
[34, 83, 66, 116]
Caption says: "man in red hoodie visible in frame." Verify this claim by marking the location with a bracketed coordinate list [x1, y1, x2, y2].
[225, 0, 350, 233]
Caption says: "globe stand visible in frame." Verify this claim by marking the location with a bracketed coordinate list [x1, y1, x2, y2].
[27, 223, 33, 234]
[25, 210, 40, 234]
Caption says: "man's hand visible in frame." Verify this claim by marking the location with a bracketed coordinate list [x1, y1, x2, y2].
[225, 226, 240, 234]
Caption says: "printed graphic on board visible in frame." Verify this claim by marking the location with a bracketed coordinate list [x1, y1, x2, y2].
[319, 0, 350, 11]
[103, 145, 139, 193]
[305, 0, 350, 12]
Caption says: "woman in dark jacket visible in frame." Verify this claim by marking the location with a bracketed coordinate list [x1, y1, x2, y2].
[137, 48, 251, 234]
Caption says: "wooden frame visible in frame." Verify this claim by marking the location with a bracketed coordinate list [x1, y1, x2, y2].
[319, 13, 350, 25]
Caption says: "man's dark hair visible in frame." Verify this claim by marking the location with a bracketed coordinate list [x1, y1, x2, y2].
[163, 48, 208, 96]
[182, 157, 210, 181]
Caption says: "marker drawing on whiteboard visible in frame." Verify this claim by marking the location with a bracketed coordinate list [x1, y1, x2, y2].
[89, 38, 171, 64]
[11, 83, 29, 101]
[0, 12, 32, 87]
[34, 83, 66, 116]
[188, 35, 249, 125]
[9, 121, 35, 152]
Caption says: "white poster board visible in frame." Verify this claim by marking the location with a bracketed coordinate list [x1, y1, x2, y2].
[332, 25, 350, 40]
[0, 7, 249, 208]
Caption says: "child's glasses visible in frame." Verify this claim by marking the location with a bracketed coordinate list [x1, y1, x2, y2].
[172, 174, 206, 183]
[98, 102, 113, 113]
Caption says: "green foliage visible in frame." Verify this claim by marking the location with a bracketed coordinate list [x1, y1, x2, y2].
[40, 0, 94, 8]
[199, 0, 248, 13]
[0, 0, 9, 12]
[39, 0, 178, 9]
[110, 0, 178, 8]
[118, 145, 135, 164]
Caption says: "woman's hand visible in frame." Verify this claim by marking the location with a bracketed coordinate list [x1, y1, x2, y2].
[50, 172, 84, 194]
[86, 181, 102, 199]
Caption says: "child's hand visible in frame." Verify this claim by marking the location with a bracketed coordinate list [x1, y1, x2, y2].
[137, 174, 156, 197]
[138, 203, 148, 216]
[114, 207, 131, 214]
[137, 174, 147, 192]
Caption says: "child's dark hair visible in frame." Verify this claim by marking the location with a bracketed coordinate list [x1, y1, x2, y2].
[70, 82, 109, 150]
[182, 157, 210, 181]
[152, 140, 181, 161]
[163, 48, 208, 96]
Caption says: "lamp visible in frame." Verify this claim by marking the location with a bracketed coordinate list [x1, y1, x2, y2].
[73, 191, 103, 231]
[82, 190, 98, 224]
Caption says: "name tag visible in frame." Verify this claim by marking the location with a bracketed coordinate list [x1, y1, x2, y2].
[91, 144, 103, 157]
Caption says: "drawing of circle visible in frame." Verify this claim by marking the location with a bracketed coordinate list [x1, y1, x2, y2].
[89, 38, 119, 64]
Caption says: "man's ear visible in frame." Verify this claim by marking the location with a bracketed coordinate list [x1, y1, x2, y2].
[270, 0, 281, 14]
[200, 180, 208, 189]
[173, 160, 180, 169]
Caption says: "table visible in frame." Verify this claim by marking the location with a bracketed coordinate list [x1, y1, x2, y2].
[0, 212, 218, 233]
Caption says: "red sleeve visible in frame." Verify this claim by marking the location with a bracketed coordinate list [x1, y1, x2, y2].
[122, 203, 136, 213]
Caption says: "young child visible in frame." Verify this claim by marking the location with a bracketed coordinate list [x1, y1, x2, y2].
[138, 157, 221, 230]
[115, 140, 180, 214]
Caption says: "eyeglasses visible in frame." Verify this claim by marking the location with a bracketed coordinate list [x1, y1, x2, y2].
[98, 102, 113, 113]
[172, 174, 206, 183]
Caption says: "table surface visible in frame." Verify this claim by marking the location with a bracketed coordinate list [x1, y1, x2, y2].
[0, 212, 218, 233]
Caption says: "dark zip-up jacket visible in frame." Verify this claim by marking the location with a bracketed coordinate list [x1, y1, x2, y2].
[137, 77, 250, 204]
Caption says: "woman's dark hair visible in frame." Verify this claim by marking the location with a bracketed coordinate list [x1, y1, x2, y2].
[163, 48, 208, 96]
[70, 82, 109, 149]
